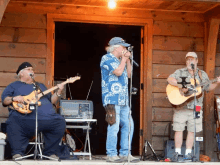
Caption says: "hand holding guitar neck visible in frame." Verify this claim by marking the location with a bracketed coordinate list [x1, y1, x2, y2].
[12, 76, 81, 114]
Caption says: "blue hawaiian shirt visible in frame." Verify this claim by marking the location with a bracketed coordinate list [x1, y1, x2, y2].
[100, 53, 129, 106]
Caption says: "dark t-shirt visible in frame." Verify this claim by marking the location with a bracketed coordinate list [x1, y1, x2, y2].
[1, 81, 63, 120]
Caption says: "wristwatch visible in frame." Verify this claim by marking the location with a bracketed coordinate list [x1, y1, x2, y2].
[11, 97, 14, 102]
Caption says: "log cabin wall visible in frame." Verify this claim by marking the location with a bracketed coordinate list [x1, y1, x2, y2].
[0, 1, 216, 156]
[0, 12, 47, 129]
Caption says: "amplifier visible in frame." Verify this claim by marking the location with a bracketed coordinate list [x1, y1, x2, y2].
[164, 140, 200, 161]
[59, 100, 93, 119]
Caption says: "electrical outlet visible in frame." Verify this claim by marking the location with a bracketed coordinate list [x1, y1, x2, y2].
[196, 137, 203, 141]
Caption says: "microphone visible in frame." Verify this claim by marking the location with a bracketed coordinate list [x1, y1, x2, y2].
[129, 57, 139, 67]
[191, 63, 194, 70]
[128, 46, 134, 52]
[127, 46, 139, 67]
[29, 73, 34, 78]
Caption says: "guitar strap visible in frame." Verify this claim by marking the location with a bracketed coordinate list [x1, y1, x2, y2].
[35, 82, 45, 96]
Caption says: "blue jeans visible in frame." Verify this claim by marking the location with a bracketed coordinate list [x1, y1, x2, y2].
[106, 105, 134, 157]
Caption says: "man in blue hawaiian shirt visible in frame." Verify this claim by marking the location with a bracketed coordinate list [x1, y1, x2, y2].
[100, 37, 140, 163]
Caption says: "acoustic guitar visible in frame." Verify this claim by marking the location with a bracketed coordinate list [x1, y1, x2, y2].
[166, 78, 217, 105]
[12, 76, 81, 114]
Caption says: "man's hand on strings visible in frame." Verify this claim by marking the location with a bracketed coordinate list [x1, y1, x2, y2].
[13, 95, 24, 103]
[179, 88, 188, 96]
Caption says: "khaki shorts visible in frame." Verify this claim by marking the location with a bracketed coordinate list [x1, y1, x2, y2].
[173, 109, 203, 132]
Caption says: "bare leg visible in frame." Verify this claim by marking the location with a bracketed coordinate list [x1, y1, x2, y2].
[174, 131, 183, 148]
[186, 131, 194, 149]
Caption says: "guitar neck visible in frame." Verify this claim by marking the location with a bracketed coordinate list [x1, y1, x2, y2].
[38, 81, 68, 98]
[199, 78, 217, 87]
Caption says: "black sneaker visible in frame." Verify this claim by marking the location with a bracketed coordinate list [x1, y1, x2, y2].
[184, 153, 192, 162]
[171, 152, 184, 163]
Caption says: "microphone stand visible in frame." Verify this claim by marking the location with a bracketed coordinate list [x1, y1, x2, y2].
[15, 75, 59, 161]
[191, 64, 198, 162]
[127, 46, 139, 164]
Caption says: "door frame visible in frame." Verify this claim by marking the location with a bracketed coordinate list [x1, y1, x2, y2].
[47, 13, 153, 154]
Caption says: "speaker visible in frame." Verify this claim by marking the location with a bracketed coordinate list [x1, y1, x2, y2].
[59, 100, 93, 119]
[164, 140, 200, 161]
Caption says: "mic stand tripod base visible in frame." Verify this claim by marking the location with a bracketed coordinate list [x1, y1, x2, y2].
[14, 133, 60, 161]
[15, 154, 60, 161]
[14, 88, 60, 162]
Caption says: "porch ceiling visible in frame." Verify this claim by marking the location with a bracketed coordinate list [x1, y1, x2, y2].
[9, 0, 220, 13]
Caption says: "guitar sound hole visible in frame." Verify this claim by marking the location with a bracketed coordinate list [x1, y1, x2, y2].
[184, 85, 194, 97]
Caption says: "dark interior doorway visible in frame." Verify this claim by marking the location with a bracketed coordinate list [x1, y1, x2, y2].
[55, 22, 141, 155]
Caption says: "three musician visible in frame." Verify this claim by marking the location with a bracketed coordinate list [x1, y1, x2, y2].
[2, 47, 220, 162]
[167, 52, 220, 162]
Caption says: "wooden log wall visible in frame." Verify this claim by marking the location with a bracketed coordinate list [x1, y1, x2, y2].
[1, 1, 217, 156]
[0, 12, 47, 126]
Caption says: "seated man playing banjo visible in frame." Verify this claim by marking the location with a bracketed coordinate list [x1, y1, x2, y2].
[167, 52, 220, 162]
[1, 62, 66, 160]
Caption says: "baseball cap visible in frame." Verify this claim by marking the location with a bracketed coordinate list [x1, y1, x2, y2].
[185, 52, 198, 58]
[108, 37, 130, 47]
[16, 62, 33, 75]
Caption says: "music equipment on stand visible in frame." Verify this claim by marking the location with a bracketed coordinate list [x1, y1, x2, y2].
[164, 140, 200, 161]
[59, 100, 93, 119]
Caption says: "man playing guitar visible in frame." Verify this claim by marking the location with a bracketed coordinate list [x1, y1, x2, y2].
[167, 52, 220, 162]
[2, 62, 66, 160]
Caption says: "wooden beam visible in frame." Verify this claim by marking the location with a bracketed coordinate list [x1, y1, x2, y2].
[152, 50, 204, 65]
[46, 15, 54, 88]
[144, 20, 153, 152]
[204, 18, 220, 159]
[8, 0, 220, 13]
[0, 43, 47, 58]
[0, 0, 10, 23]
[139, 27, 144, 154]
[205, 5, 220, 19]
[5, 2, 205, 22]
[0, 27, 46, 43]
[156, 0, 220, 2]
[153, 21, 204, 37]
[153, 36, 204, 51]
[0, 13, 46, 29]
